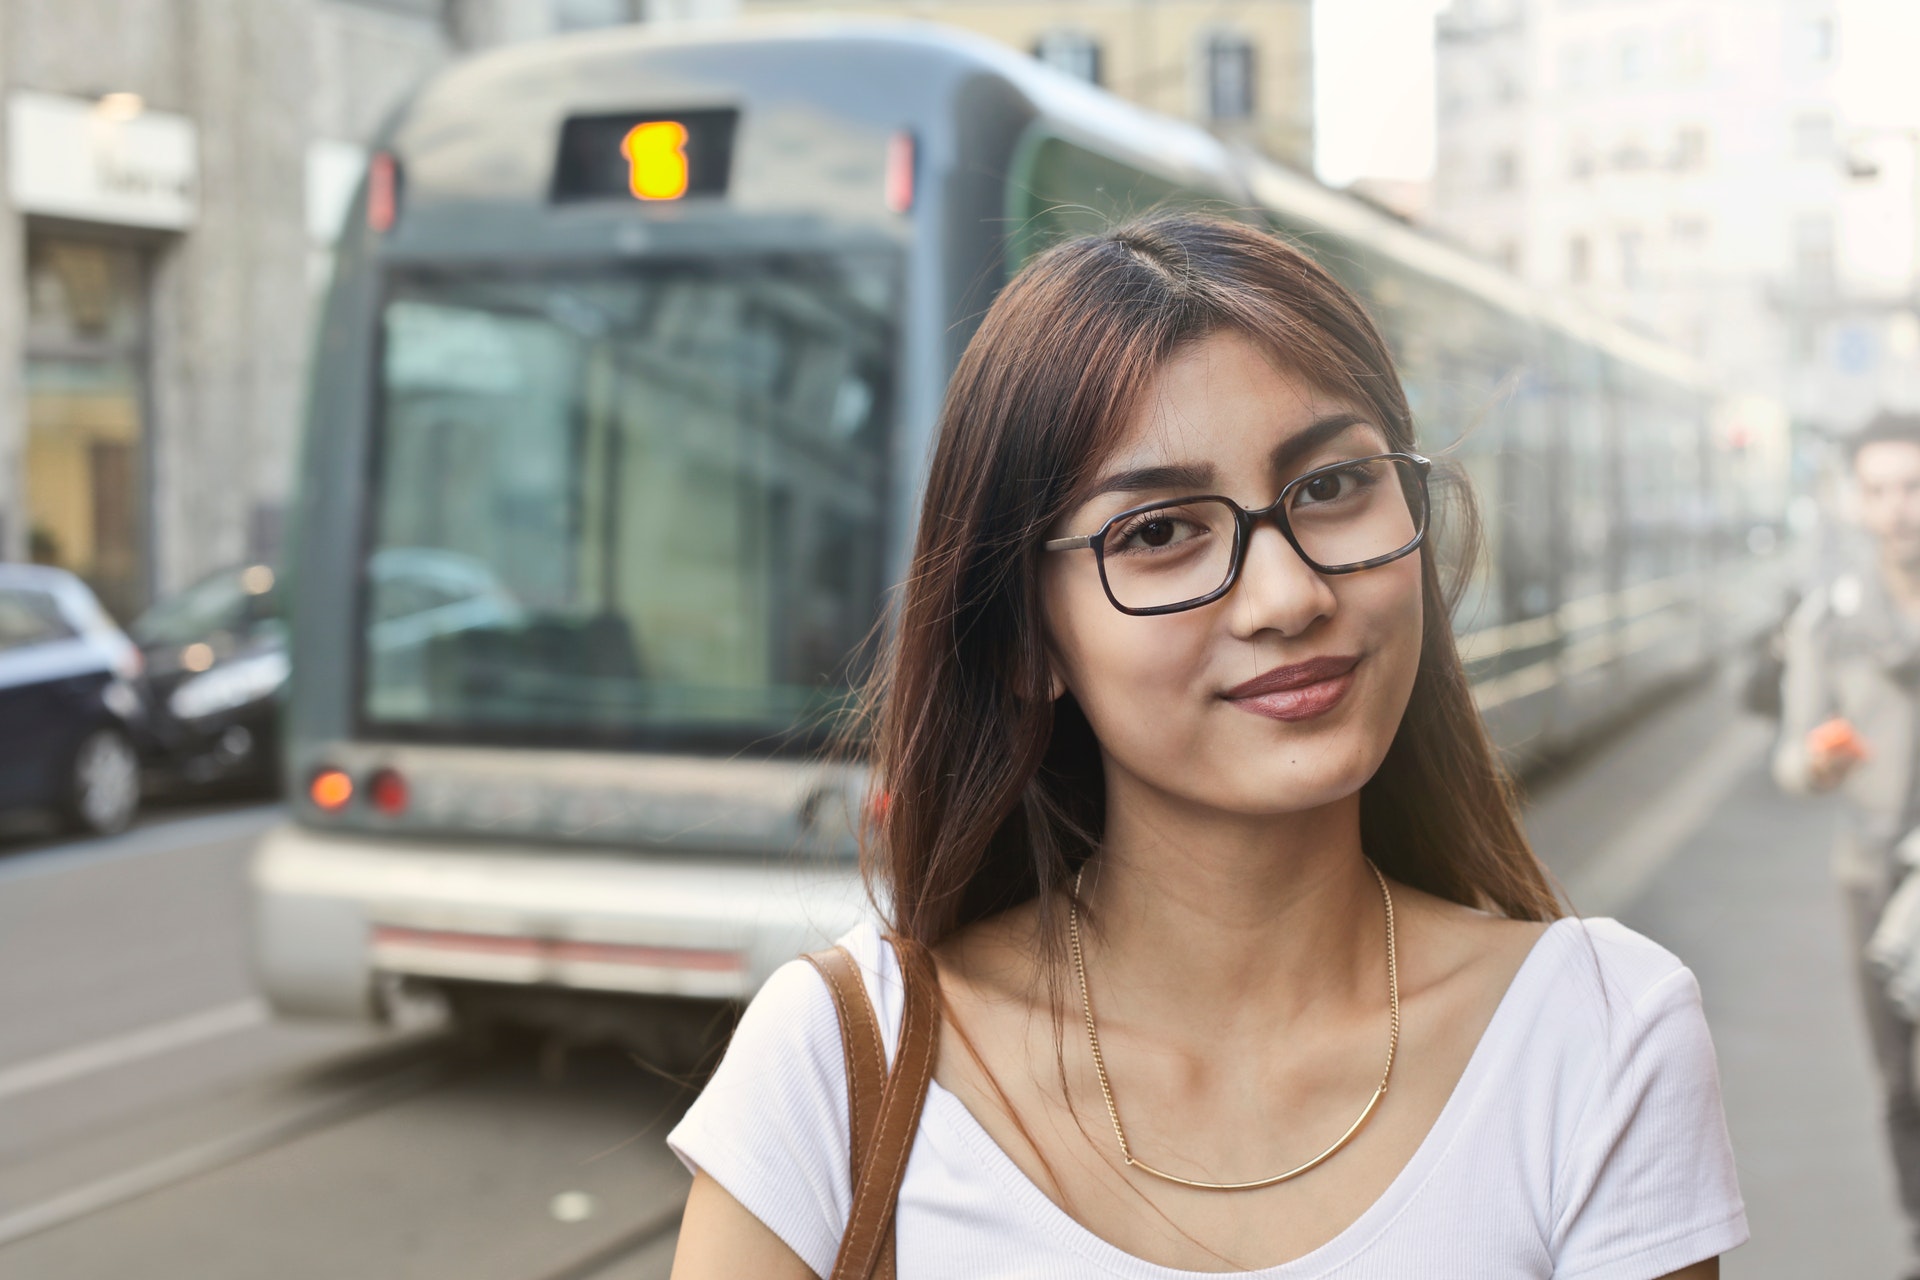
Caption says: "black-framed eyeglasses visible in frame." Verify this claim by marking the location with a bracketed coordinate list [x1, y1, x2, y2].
[1041, 452, 1432, 616]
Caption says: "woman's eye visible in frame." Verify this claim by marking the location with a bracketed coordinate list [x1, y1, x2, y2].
[1295, 464, 1376, 506]
[1302, 474, 1346, 503]
[1112, 513, 1202, 553]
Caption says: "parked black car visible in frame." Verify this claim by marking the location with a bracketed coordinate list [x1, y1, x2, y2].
[132, 563, 286, 795]
[0, 564, 148, 835]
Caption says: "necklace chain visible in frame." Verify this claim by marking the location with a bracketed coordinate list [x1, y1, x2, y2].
[1067, 860, 1400, 1193]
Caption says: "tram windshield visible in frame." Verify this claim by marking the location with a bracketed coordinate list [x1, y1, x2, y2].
[362, 253, 896, 752]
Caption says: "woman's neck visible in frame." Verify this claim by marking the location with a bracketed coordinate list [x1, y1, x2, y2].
[1077, 783, 1383, 1040]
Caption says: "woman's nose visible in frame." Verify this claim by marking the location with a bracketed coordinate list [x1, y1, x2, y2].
[1228, 521, 1337, 638]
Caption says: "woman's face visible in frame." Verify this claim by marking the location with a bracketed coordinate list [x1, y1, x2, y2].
[1040, 329, 1424, 820]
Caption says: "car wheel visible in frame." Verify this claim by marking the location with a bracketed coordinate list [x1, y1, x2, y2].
[65, 728, 141, 836]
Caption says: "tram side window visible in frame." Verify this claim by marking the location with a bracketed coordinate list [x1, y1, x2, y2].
[366, 256, 895, 750]
[1556, 341, 1613, 620]
[1010, 137, 1190, 267]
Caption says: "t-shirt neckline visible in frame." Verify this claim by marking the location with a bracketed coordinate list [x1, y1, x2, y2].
[916, 915, 1580, 1279]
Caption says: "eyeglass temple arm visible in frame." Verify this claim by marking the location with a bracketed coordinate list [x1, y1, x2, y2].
[1042, 534, 1094, 552]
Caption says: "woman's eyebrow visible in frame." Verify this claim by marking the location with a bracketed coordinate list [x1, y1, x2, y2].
[1272, 413, 1374, 472]
[1083, 461, 1216, 500]
[1081, 414, 1376, 502]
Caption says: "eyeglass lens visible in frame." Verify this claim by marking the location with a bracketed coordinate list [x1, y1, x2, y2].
[1097, 457, 1425, 611]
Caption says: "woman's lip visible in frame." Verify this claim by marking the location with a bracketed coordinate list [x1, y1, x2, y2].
[1223, 655, 1362, 699]
[1228, 668, 1357, 722]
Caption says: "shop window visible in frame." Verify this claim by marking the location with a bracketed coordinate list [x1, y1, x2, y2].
[24, 234, 151, 619]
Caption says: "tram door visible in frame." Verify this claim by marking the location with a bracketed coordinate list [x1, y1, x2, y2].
[23, 233, 151, 620]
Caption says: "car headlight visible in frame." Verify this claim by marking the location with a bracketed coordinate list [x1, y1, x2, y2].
[169, 650, 290, 721]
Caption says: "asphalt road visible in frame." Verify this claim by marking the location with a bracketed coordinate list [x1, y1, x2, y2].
[0, 683, 1906, 1278]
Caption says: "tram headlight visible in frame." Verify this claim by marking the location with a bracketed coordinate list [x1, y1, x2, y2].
[169, 650, 290, 721]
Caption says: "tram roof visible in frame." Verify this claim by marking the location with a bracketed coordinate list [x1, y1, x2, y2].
[393, 16, 1712, 394]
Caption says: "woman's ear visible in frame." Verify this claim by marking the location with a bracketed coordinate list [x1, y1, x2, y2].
[1049, 664, 1066, 701]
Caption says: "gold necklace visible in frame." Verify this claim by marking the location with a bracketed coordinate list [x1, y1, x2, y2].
[1067, 860, 1400, 1192]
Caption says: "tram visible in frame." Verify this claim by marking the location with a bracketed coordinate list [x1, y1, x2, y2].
[252, 20, 1783, 1044]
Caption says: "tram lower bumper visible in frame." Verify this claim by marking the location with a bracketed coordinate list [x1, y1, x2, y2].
[247, 820, 869, 1022]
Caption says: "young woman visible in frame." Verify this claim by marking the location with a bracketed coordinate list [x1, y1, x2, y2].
[668, 214, 1747, 1278]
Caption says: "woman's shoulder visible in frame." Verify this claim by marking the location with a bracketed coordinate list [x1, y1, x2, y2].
[1530, 914, 1700, 1024]
[731, 917, 902, 1064]
[1488, 914, 1717, 1108]
[663, 918, 896, 1277]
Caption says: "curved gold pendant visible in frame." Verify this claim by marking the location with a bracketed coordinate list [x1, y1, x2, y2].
[1115, 1083, 1388, 1191]
[1069, 859, 1400, 1194]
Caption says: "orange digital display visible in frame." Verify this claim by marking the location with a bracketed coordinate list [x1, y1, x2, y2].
[621, 120, 691, 201]
[553, 109, 735, 205]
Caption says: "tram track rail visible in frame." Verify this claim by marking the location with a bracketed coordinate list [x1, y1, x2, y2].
[0, 1032, 459, 1249]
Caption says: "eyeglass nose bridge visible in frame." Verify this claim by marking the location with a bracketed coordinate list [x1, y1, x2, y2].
[1223, 493, 1325, 590]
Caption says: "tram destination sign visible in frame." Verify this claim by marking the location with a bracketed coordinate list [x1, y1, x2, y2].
[552, 108, 737, 204]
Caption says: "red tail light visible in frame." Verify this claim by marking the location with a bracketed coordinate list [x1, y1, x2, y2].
[367, 152, 399, 233]
[885, 132, 915, 215]
[369, 768, 409, 816]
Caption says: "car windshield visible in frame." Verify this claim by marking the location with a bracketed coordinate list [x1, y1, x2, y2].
[362, 253, 896, 752]
[0, 586, 77, 652]
[132, 565, 279, 648]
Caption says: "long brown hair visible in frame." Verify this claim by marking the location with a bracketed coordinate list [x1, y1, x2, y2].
[860, 212, 1561, 959]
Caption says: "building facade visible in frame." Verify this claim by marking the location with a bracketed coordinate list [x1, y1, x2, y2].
[1430, 0, 1920, 448]
[0, 0, 714, 620]
[739, 0, 1315, 173]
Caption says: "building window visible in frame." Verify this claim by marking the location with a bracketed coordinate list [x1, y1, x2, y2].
[1619, 230, 1644, 286]
[1568, 135, 1594, 180]
[1569, 235, 1591, 284]
[1491, 149, 1519, 189]
[1612, 134, 1651, 172]
[1204, 32, 1256, 122]
[1560, 43, 1591, 92]
[1671, 215, 1710, 248]
[1791, 15, 1836, 67]
[1034, 29, 1103, 86]
[1671, 126, 1707, 170]
[1618, 37, 1645, 84]
[1669, 25, 1709, 79]
[1795, 213, 1834, 293]
[1792, 111, 1834, 160]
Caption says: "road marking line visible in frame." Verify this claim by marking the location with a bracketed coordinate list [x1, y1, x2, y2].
[0, 1000, 269, 1103]
[1564, 715, 1773, 917]
[0, 1056, 446, 1248]
[0, 806, 281, 884]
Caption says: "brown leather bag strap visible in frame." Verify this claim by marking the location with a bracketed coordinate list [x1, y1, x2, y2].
[804, 945, 887, 1186]
[804, 936, 942, 1280]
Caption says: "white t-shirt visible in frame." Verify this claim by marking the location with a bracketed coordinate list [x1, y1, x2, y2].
[668, 916, 1748, 1279]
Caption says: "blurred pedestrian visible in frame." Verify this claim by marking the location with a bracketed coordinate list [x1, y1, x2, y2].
[669, 214, 1745, 1279]
[1775, 410, 1920, 1275]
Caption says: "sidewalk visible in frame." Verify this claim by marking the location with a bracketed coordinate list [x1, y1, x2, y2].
[1525, 683, 1908, 1279]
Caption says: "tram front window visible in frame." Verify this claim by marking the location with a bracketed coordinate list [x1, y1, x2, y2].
[364, 255, 895, 751]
